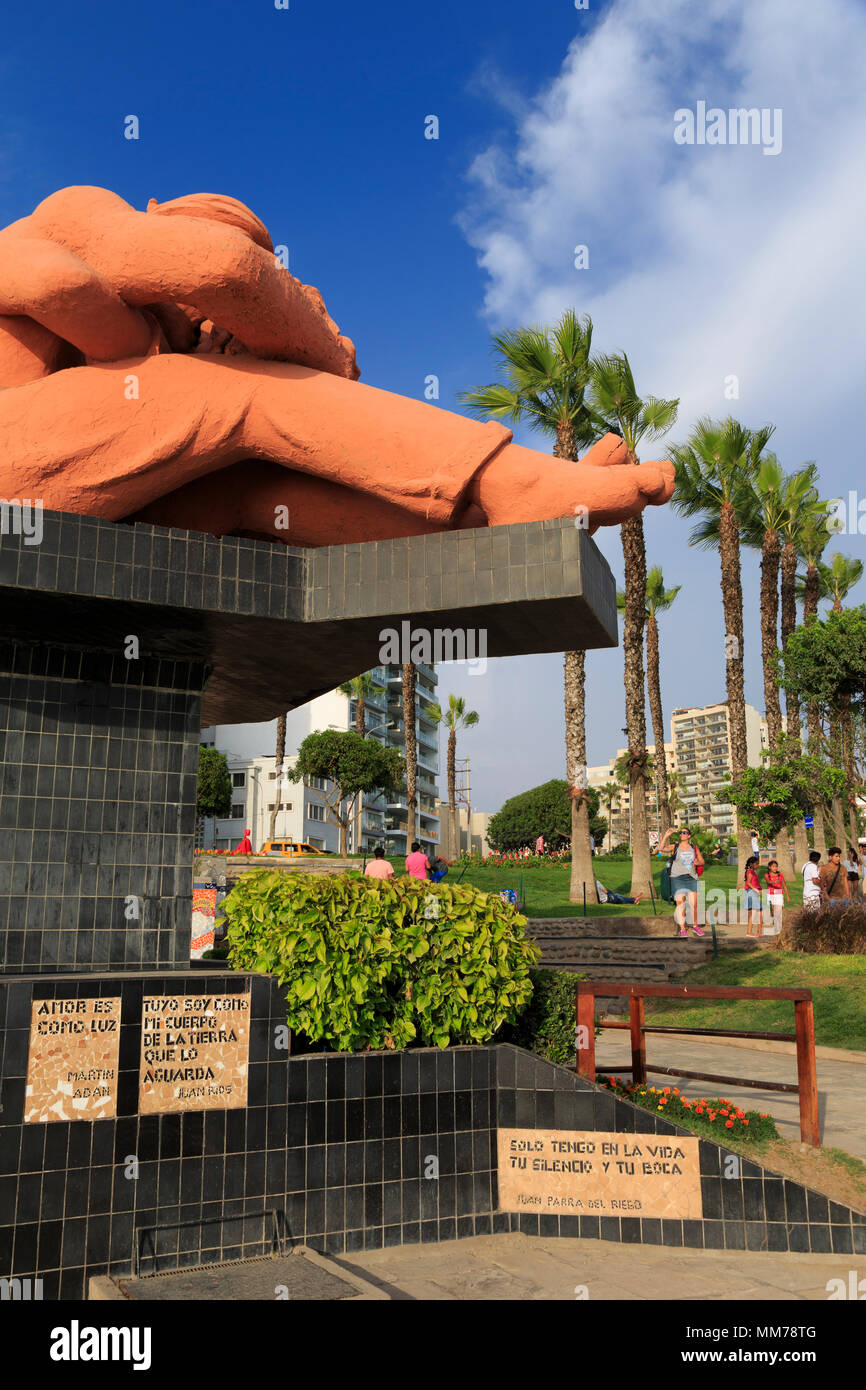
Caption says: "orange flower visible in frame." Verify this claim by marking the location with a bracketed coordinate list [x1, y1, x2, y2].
[663, 1087, 671, 1094]
[673, 1088, 680, 1096]
[743, 1118, 749, 1126]
[725, 1120, 734, 1128]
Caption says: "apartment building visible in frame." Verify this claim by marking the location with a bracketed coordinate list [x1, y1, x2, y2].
[669, 701, 770, 837]
[587, 744, 674, 847]
[200, 662, 441, 855]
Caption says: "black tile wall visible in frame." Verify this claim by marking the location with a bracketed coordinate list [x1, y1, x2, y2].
[1, 988, 863, 1301]
[0, 643, 206, 973]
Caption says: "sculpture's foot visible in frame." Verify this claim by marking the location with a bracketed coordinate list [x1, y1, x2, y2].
[466, 434, 675, 532]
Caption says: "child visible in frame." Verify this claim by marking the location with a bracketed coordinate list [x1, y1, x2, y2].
[763, 858, 788, 935]
[744, 855, 762, 936]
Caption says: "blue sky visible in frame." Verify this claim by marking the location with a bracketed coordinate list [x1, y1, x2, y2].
[4, 0, 865, 810]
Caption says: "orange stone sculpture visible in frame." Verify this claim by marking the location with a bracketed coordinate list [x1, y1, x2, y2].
[0, 187, 674, 545]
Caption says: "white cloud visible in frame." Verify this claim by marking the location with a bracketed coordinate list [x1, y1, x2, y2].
[454, 0, 866, 809]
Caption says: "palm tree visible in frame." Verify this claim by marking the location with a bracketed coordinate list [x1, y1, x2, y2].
[460, 311, 599, 901]
[820, 553, 864, 844]
[614, 750, 656, 841]
[267, 713, 287, 844]
[337, 671, 382, 737]
[598, 781, 621, 852]
[590, 353, 679, 898]
[741, 451, 797, 878]
[667, 768, 685, 823]
[777, 466, 825, 868]
[402, 663, 418, 847]
[796, 513, 832, 853]
[671, 417, 774, 877]
[618, 567, 680, 836]
[427, 694, 479, 857]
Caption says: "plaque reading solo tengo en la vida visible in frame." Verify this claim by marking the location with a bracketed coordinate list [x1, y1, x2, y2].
[139, 991, 250, 1114]
[497, 1129, 703, 1220]
[25, 997, 122, 1124]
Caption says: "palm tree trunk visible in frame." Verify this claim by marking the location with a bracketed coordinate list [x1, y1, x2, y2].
[447, 726, 457, 858]
[620, 512, 653, 899]
[356, 698, 365, 737]
[719, 501, 751, 876]
[564, 650, 596, 903]
[761, 531, 794, 879]
[268, 713, 287, 842]
[646, 610, 671, 835]
[781, 540, 809, 870]
[402, 663, 417, 847]
[803, 564, 825, 854]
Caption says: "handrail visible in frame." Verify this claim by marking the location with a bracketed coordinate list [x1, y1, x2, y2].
[575, 980, 820, 1146]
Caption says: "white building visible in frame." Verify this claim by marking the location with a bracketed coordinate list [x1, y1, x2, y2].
[200, 661, 441, 854]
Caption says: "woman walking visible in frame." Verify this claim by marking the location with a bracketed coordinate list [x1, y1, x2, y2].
[658, 826, 704, 937]
[744, 855, 763, 936]
[763, 858, 788, 935]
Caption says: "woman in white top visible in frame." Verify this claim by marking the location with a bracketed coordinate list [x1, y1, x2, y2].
[845, 848, 861, 901]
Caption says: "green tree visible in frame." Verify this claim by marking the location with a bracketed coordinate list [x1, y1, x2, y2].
[459, 311, 599, 903]
[487, 779, 604, 852]
[287, 730, 404, 855]
[671, 417, 774, 876]
[427, 694, 479, 857]
[720, 751, 846, 843]
[590, 352, 678, 898]
[197, 746, 232, 821]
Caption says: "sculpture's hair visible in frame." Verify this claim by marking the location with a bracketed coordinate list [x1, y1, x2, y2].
[146, 193, 273, 252]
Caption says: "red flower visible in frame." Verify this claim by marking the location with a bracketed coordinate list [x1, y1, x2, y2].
[725, 1120, 734, 1128]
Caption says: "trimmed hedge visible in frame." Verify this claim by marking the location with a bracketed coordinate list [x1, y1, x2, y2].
[223, 869, 539, 1051]
[783, 906, 866, 954]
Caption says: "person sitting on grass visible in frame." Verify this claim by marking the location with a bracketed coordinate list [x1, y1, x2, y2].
[594, 879, 645, 907]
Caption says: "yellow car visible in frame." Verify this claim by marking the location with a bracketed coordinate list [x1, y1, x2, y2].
[260, 840, 325, 857]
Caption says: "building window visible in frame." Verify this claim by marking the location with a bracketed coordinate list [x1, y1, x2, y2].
[308, 803, 326, 822]
[308, 776, 330, 792]
[232, 772, 246, 787]
[231, 804, 245, 819]
[267, 802, 293, 812]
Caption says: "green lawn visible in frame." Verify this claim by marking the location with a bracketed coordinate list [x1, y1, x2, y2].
[643, 951, 866, 1051]
[423, 857, 804, 918]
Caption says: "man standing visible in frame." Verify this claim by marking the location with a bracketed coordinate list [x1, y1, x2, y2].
[819, 847, 851, 908]
[364, 847, 394, 879]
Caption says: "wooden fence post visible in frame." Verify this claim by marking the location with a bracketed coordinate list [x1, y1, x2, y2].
[629, 995, 646, 1086]
[576, 985, 596, 1080]
[794, 998, 820, 1146]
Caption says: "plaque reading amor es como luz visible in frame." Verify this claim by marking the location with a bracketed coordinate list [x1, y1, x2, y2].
[139, 991, 251, 1114]
[497, 1129, 703, 1220]
[24, 997, 122, 1124]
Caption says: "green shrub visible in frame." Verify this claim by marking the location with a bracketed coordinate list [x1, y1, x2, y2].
[223, 869, 539, 1051]
[497, 969, 586, 1066]
[604, 843, 631, 859]
[783, 906, 866, 954]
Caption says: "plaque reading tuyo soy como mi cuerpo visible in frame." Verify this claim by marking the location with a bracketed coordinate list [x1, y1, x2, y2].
[139, 991, 251, 1114]
[497, 1129, 703, 1220]
[24, 997, 122, 1124]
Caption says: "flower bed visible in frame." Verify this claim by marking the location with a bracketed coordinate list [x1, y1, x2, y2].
[598, 1076, 779, 1144]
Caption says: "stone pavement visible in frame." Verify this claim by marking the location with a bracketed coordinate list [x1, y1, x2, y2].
[594, 1033, 866, 1160]
[333, 1233, 866, 1301]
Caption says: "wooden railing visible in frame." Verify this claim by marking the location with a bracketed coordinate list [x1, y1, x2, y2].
[575, 981, 820, 1146]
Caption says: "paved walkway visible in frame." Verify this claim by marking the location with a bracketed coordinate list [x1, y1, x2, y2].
[334, 1233, 866, 1301]
[594, 1033, 866, 1160]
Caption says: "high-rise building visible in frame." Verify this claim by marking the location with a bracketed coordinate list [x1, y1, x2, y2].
[587, 744, 674, 847]
[200, 662, 441, 854]
[669, 701, 770, 837]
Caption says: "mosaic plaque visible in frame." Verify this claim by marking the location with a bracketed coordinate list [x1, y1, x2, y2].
[497, 1128, 703, 1219]
[24, 997, 121, 1124]
[139, 991, 250, 1114]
